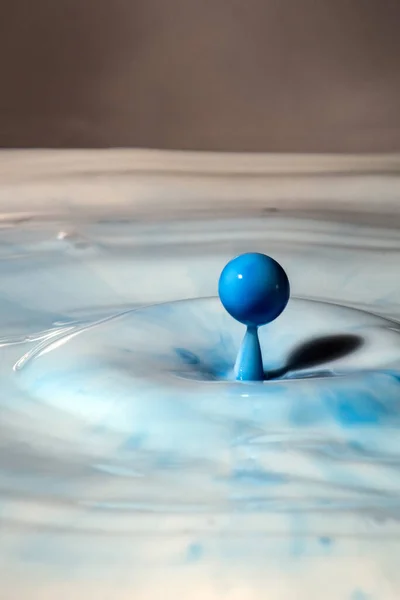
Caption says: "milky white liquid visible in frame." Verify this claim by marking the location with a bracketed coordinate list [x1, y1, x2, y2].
[0, 205, 399, 600]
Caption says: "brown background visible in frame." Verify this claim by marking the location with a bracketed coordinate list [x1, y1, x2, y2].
[1, 0, 399, 152]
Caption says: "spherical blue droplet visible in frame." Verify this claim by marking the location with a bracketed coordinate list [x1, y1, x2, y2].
[218, 253, 290, 327]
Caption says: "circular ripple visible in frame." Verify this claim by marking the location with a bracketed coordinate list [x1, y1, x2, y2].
[0, 292, 399, 542]
[14, 297, 400, 441]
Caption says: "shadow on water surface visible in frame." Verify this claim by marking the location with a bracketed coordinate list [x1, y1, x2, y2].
[268, 334, 364, 380]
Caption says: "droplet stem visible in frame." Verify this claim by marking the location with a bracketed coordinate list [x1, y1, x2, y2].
[234, 326, 264, 382]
